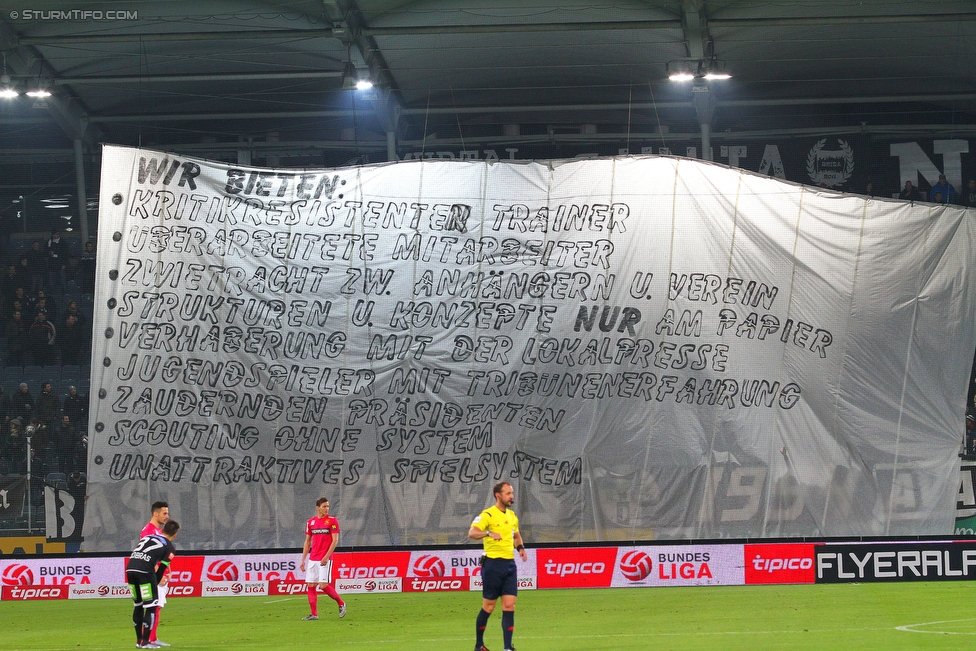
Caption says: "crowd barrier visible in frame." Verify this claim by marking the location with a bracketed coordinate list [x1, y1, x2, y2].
[3, 539, 976, 600]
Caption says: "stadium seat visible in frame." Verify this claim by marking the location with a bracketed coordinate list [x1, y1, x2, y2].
[3, 378, 20, 396]
[44, 472, 67, 490]
[78, 297, 94, 320]
[61, 364, 81, 382]
[41, 366, 61, 382]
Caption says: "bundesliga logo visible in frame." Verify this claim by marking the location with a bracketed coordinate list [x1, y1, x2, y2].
[411, 555, 445, 577]
[206, 560, 239, 581]
[97, 585, 111, 596]
[619, 551, 653, 581]
[2, 564, 35, 586]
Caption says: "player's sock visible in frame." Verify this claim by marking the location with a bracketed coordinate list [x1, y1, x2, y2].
[133, 606, 144, 643]
[475, 608, 491, 648]
[307, 585, 319, 616]
[143, 607, 158, 645]
[149, 608, 161, 642]
[502, 610, 514, 649]
[322, 583, 344, 606]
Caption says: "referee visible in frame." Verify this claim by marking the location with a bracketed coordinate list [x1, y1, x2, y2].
[468, 481, 528, 651]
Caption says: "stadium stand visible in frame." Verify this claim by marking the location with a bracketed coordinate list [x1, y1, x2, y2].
[0, 241, 93, 533]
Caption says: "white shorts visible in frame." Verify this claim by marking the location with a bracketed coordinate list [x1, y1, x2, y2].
[158, 583, 167, 608]
[305, 559, 333, 584]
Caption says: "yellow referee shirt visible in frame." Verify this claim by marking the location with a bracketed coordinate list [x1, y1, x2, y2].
[471, 505, 519, 559]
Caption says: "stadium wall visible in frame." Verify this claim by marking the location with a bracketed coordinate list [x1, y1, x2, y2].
[4, 539, 976, 600]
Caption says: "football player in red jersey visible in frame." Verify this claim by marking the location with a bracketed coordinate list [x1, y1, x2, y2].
[300, 497, 346, 620]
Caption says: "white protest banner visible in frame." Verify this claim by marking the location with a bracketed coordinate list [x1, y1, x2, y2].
[82, 146, 976, 550]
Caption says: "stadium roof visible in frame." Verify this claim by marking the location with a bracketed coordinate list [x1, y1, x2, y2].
[0, 0, 973, 168]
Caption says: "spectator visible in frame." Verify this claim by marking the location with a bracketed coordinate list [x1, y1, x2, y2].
[62, 385, 87, 429]
[35, 381, 60, 427]
[78, 241, 96, 294]
[0, 419, 24, 472]
[1, 264, 25, 299]
[28, 311, 56, 366]
[0, 386, 11, 429]
[6, 286, 30, 319]
[19, 443, 45, 503]
[899, 180, 921, 201]
[35, 289, 56, 322]
[11, 383, 34, 422]
[929, 174, 956, 203]
[7, 297, 25, 324]
[0, 388, 11, 468]
[24, 418, 48, 460]
[46, 230, 71, 293]
[963, 179, 976, 208]
[66, 435, 87, 476]
[25, 240, 47, 293]
[17, 255, 30, 289]
[18, 444, 38, 476]
[864, 180, 878, 196]
[2, 418, 25, 470]
[34, 296, 55, 323]
[4, 310, 27, 366]
[51, 415, 77, 471]
[60, 314, 85, 365]
[62, 300, 86, 334]
[67, 471, 87, 515]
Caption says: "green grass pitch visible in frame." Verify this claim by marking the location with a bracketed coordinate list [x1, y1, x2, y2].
[3, 583, 976, 650]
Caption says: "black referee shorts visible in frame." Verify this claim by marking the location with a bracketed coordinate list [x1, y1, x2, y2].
[481, 557, 517, 599]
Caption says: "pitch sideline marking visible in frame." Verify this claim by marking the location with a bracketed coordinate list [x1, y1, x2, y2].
[896, 617, 976, 634]
[79, 626, 918, 651]
[262, 597, 297, 604]
[159, 627, 897, 649]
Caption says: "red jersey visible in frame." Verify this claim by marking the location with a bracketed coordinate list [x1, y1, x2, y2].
[305, 515, 340, 561]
